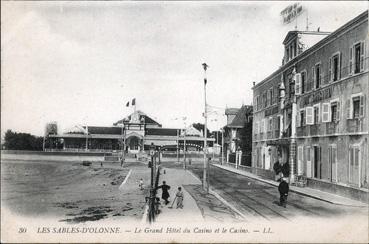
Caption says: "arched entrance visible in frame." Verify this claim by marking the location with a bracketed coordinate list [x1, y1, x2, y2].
[126, 134, 143, 154]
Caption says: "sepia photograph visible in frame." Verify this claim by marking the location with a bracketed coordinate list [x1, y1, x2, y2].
[1, 1, 368, 243]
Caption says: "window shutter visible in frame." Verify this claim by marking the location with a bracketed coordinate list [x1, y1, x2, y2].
[346, 99, 352, 119]
[322, 103, 331, 122]
[297, 111, 301, 127]
[349, 46, 353, 75]
[360, 42, 365, 71]
[306, 107, 314, 125]
[295, 73, 301, 95]
[337, 101, 341, 121]
[321, 71, 324, 86]
[328, 57, 332, 82]
[312, 66, 315, 89]
[339, 52, 342, 80]
[360, 95, 365, 117]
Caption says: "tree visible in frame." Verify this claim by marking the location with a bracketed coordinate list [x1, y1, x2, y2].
[3, 129, 43, 151]
[191, 123, 211, 137]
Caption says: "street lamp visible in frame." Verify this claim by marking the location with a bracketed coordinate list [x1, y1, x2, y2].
[202, 63, 209, 193]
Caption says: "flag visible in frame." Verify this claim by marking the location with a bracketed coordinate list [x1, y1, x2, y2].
[132, 98, 136, 106]
[126, 101, 129, 107]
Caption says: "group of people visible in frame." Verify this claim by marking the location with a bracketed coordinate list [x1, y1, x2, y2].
[140, 180, 184, 213]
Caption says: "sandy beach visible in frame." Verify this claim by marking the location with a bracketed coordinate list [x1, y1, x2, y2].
[1, 158, 148, 223]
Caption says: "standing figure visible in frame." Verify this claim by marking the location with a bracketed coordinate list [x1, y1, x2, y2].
[278, 176, 289, 208]
[139, 178, 144, 190]
[156, 181, 171, 205]
[176, 187, 184, 209]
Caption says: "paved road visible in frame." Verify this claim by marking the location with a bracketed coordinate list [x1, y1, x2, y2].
[161, 160, 367, 221]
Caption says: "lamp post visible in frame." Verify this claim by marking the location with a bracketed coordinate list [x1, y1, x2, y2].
[202, 63, 209, 193]
[221, 128, 224, 165]
[149, 143, 156, 223]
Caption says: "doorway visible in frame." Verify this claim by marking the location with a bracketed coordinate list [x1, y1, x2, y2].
[313, 146, 321, 179]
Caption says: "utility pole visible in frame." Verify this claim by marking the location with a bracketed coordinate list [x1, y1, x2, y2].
[221, 128, 224, 165]
[183, 118, 187, 170]
[176, 129, 179, 163]
[202, 63, 209, 193]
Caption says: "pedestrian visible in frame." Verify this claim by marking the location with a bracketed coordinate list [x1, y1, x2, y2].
[154, 197, 161, 214]
[278, 175, 289, 208]
[139, 178, 144, 190]
[156, 181, 171, 205]
[176, 187, 184, 209]
[120, 156, 124, 167]
[101, 161, 103, 167]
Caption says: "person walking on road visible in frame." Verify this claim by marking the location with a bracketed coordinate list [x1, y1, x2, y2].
[175, 187, 184, 209]
[278, 175, 289, 208]
[157, 181, 171, 205]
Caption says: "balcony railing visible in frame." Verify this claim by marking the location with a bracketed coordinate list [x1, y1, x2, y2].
[326, 122, 339, 134]
[346, 119, 363, 133]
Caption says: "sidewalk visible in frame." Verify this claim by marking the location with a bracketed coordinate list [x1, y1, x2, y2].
[153, 167, 204, 223]
[213, 163, 367, 207]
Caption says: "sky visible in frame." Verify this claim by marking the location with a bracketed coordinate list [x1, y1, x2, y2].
[1, 1, 368, 136]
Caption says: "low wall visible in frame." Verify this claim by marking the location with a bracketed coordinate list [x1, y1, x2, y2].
[1, 150, 104, 162]
[1, 150, 111, 156]
[307, 178, 368, 203]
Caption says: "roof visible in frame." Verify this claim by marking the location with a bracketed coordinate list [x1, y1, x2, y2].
[225, 108, 239, 115]
[113, 110, 161, 126]
[146, 128, 179, 136]
[83, 126, 122, 135]
[227, 105, 253, 128]
[282, 30, 331, 45]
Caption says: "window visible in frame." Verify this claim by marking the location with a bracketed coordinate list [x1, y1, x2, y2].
[269, 117, 273, 132]
[353, 96, 360, 119]
[330, 101, 340, 122]
[315, 63, 321, 89]
[314, 104, 320, 124]
[263, 91, 267, 108]
[256, 95, 260, 111]
[298, 109, 305, 127]
[350, 42, 365, 74]
[295, 73, 302, 95]
[268, 88, 274, 105]
[329, 53, 341, 82]
[355, 44, 361, 73]
[301, 71, 306, 94]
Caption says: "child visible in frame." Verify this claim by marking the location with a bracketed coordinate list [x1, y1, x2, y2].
[176, 187, 184, 209]
[154, 197, 161, 214]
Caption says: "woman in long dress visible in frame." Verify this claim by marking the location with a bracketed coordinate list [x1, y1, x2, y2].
[176, 187, 184, 209]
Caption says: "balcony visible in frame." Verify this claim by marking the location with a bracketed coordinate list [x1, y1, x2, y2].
[346, 119, 363, 133]
[309, 124, 320, 136]
[326, 122, 339, 135]
[297, 126, 307, 137]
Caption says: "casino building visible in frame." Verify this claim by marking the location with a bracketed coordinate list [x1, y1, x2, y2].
[48, 110, 214, 154]
[252, 11, 368, 201]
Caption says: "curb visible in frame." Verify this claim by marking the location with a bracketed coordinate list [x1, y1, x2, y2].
[186, 167, 247, 220]
[212, 163, 366, 207]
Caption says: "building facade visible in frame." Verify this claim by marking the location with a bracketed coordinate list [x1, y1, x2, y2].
[48, 110, 214, 154]
[224, 105, 253, 166]
[252, 11, 368, 201]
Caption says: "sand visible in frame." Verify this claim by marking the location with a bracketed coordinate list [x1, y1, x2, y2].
[1, 159, 148, 224]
